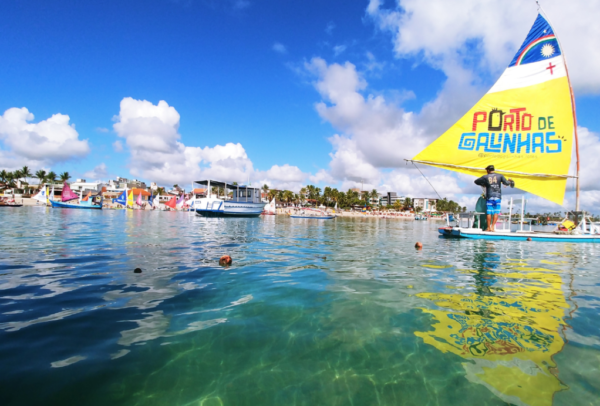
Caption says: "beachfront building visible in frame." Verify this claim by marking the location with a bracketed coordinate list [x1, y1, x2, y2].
[106, 177, 147, 192]
[380, 192, 404, 207]
[70, 179, 106, 193]
[413, 198, 438, 212]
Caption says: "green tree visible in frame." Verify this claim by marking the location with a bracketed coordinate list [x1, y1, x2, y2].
[403, 197, 413, 210]
[262, 184, 269, 194]
[59, 171, 71, 182]
[415, 206, 423, 213]
[371, 189, 378, 206]
[276, 190, 284, 203]
[283, 190, 294, 205]
[299, 187, 307, 204]
[34, 169, 47, 185]
[21, 166, 32, 183]
[46, 171, 58, 183]
[0, 169, 8, 185]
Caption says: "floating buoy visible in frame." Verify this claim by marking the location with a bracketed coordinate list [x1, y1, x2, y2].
[415, 242, 423, 250]
[134, 268, 142, 273]
[219, 255, 232, 266]
[527, 237, 532, 241]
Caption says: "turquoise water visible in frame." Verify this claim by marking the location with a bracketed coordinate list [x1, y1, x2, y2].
[1, 207, 599, 406]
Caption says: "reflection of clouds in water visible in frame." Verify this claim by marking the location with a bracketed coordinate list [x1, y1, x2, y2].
[115, 294, 254, 348]
[110, 349, 130, 360]
[0, 308, 84, 332]
[51, 355, 86, 368]
[118, 311, 227, 346]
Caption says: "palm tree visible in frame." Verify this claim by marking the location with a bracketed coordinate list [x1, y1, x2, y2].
[46, 171, 57, 184]
[276, 190, 284, 203]
[0, 169, 7, 185]
[5, 171, 16, 188]
[299, 187, 307, 204]
[262, 184, 269, 193]
[283, 190, 294, 205]
[34, 169, 47, 185]
[59, 171, 70, 182]
[21, 166, 32, 183]
[403, 197, 413, 211]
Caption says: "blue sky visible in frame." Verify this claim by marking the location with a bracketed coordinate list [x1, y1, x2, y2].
[1, 0, 599, 210]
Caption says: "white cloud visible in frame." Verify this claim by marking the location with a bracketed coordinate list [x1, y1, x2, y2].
[95, 127, 109, 133]
[571, 126, 600, 191]
[0, 107, 90, 169]
[333, 45, 347, 56]
[304, 57, 431, 185]
[257, 164, 308, 191]
[272, 42, 287, 54]
[366, 0, 600, 93]
[83, 163, 108, 181]
[112, 140, 124, 152]
[113, 97, 305, 189]
[325, 21, 336, 35]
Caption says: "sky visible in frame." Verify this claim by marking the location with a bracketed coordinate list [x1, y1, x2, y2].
[1, 0, 599, 213]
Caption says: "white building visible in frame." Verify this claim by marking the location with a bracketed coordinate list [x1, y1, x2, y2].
[70, 179, 106, 192]
[413, 197, 438, 212]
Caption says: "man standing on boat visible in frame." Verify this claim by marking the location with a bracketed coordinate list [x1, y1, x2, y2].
[474, 165, 513, 232]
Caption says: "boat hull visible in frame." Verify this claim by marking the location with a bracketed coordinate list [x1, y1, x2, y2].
[194, 199, 266, 218]
[290, 215, 335, 220]
[438, 227, 600, 242]
[50, 200, 102, 210]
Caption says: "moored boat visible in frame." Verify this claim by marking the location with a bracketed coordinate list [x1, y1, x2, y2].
[193, 180, 266, 217]
[50, 182, 103, 210]
[408, 11, 600, 242]
[262, 198, 276, 215]
[290, 208, 335, 219]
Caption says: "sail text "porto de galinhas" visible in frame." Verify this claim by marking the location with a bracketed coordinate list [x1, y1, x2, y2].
[458, 107, 564, 154]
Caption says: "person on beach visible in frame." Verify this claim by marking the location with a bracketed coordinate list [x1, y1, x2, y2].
[474, 165, 514, 232]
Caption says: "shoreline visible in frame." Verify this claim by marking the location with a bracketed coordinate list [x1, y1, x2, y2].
[14, 198, 445, 220]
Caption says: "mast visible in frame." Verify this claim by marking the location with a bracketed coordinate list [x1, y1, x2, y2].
[541, 5, 580, 210]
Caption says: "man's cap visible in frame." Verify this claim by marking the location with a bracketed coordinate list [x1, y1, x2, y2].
[485, 165, 495, 171]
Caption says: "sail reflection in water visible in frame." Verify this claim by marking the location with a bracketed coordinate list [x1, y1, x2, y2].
[416, 245, 568, 406]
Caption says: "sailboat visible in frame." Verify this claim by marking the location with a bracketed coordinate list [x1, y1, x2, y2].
[262, 198, 276, 215]
[50, 182, 103, 210]
[409, 12, 600, 242]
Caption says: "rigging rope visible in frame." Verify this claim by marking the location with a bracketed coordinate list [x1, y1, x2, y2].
[410, 162, 443, 200]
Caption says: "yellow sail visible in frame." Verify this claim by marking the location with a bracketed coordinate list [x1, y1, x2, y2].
[416, 262, 569, 405]
[412, 14, 575, 205]
[127, 189, 134, 209]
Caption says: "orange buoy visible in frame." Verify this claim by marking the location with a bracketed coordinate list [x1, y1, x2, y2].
[415, 242, 423, 250]
[219, 255, 232, 266]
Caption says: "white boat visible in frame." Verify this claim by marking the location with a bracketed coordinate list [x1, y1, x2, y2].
[408, 11, 600, 242]
[290, 207, 335, 219]
[262, 198, 276, 215]
[192, 180, 266, 217]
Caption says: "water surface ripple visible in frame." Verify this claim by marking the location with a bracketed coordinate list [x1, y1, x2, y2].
[0, 208, 599, 405]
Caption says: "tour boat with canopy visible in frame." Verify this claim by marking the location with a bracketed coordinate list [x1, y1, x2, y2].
[192, 180, 266, 217]
[408, 11, 600, 242]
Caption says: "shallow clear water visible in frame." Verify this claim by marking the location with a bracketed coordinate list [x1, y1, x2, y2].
[1, 207, 599, 406]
